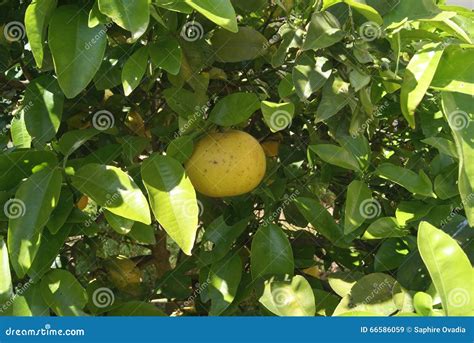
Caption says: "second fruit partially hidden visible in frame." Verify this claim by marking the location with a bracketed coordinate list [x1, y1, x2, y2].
[185, 130, 266, 197]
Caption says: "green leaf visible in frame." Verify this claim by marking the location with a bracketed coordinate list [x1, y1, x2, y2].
[431, 46, 474, 95]
[261, 101, 295, 132]
[163, 87, 204, 118]
[58, 128, 100, 157]
[208, 253, 242, 316]
[46, 188, 73, 234]
[303, 12, 344, 51]
[250, 224, 294, 280]
[107, 301, 166, 316]
[0, 237, 13, 315]
[93, 54, 122, 90]
[232, 0, 267, 12]
[400, 42, 444, 128]
[333, 273, 399, 316]
[337, 311, 384, 316]
[395, 201, 434, 227]
[0, 150, 57, 191]
[128, 222, 156, 244]
[98, 0, 150, 39]
[315, 76, 353, 122]
[314, 288, 340, 316]
[430, 19, 472, 44]
[375, 163, 436, 197]
[41, 269, 88, 316]
[155, 0, 193, 13]
[294, 197, 345, 247]
[441, 92, 474, 226]
[11, 112, 32, 148]
[413, 292, 435, 316]
[322, 0, 383, 24]
[25, 0, 57, 68]
[292, 53, 332, 100]
[211, 26, 267, 63]
[309, 144, 361, 172]
[418, 222, 473, 316]
[141, 154, 198, 255]
[48, 5, 107, 98]
[346, 0, 383, 24]
[422, 136, 458, 158]
[374, 238, 412, 272]
[327, 271, 364, 298]
[28, 224, 72, 282]
[121, 136, 150, 164]
[338, 135, 371, 171]
[184, 0, 238, 33]
[166, 135, 194, 163]
[104, 210, 134, 234]
[209, 92, 260, 126]
[24, 75, 64, 144]
[259, 275, 315, 316]
[7, 168, 62, 278]
[122, 46, 148, 96]
[363, 217, 409, 240]
[12, 283, 49, 316]
[89, 0, 109, 27]
[344, 180, 373, 234]
[434, 170, 459, 200]
[71, 164, 151, 224]
[199, 216, 248, 266]
[149, 35, 182, 75]
[383, 0, 455, 26]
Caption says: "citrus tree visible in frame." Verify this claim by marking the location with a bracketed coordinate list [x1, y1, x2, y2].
[0, 0, 473, 317]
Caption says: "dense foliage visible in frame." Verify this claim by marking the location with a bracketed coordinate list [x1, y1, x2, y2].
[0, 0, 473, 317]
